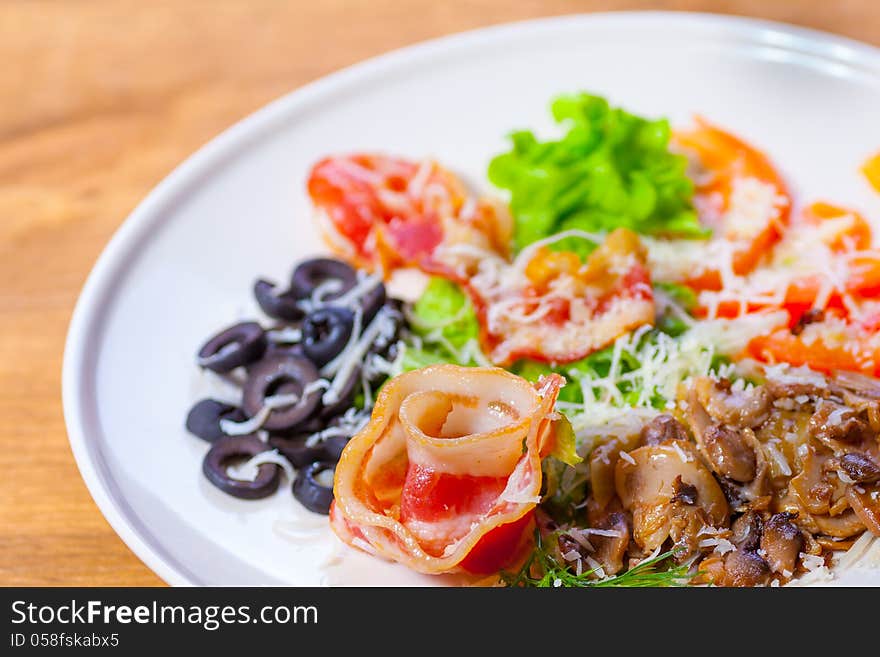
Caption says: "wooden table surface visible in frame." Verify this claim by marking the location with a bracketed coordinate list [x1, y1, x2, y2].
[1, 0, 878, 587]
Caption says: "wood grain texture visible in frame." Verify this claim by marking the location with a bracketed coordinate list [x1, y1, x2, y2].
[0, 0, 877, 587]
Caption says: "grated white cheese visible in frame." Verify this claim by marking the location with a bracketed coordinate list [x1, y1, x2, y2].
[671, 441, 693, 463]
[219, 392, 301, 435]
[763, 440, 793, 477]
[562, 549, 582, 563]
[584, 557, 606, 580]
[801, 553, 827, 573]
[226, 448, 296, 482]
[618, 450, 636, 465]
[579, 528, 624, 538]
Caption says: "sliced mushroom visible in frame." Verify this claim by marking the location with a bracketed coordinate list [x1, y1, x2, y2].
[812, 508, 866, 538]
[839, 453, 880, 484]
[670, 475, 698, 506]
[791, 445, 847, 516]
[730, 511, 762, 552]
[717, 549, 771, 587]
[686, 387, 758, 482]
[831, 369, 880, 400]
[640, 413, 689, 446]
[846, 485, 880, 535]
[760, 512, 803, 575]
[809, 400, 872, 448]
[703, 424, 758, 483]
[694, 377, 771, 428]
[589, 433, 641, 509]
[764, 379, 826, 400]
[590, 512, 631, 576]
[614, 440, 729, 553]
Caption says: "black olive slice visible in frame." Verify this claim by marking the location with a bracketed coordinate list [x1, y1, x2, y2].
[242, 354, 321, 431]
[321, 434, 350, 462]
[197, 322, 267, 373]
[263, 341, 305, 362]
[291, 258, 357, 301]
[267, 434, 326, 469]
[293, 461, 335, 514]
[185, 399, 246, 442]
[360, 281, 387, 326]
[202, 435, 280, 499]
[254, 279, 304, 321]
[301, 307, 355, 367]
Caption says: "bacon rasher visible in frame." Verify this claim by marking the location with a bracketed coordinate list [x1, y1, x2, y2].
[330, 364, 564, 575]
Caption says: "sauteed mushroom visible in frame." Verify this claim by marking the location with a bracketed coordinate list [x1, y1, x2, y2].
[687, 388, 757, 482]
[694, 377, 770, 428]
[591, 512, 631, 576]
[640, 414, 688, 446]
[715, 548, 771, 587]
[809, 400, 872, 447]
[589, 433, 641, 509]
[760, 512, 803, 575]
[614, 440, 729, 553]
[847, 485, 880, 535]
[839, 453, 880, 484]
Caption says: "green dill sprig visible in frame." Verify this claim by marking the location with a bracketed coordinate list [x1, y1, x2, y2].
[502, 531, 696, 588]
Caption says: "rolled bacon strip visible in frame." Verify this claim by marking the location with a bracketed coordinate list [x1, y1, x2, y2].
[331, 364, 564, 575]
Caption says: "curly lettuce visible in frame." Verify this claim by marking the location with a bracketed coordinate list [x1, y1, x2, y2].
[488, 93, 708, 251]
[401, 277, 483, 370]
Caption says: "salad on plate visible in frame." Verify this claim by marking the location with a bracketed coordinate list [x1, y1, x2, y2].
[185, 93, 880, 587]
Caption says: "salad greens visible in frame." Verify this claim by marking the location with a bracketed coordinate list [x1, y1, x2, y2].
[501, 531, 695, 588]
[488, 93, 708, 252]
[401, 277, 483, 370]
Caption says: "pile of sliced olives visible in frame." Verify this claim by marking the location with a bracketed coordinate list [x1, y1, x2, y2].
[185, 257, 407, 514]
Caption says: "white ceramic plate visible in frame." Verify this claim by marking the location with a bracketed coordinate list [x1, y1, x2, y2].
[63, 12, 880, 586]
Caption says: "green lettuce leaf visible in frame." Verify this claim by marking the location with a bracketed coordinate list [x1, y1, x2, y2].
[548, 415, 581, 467]
[488, 92, 709, 251]
[403, 277, 481, 369]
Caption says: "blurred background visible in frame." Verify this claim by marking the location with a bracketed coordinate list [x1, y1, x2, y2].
[1, 0, 877, 586]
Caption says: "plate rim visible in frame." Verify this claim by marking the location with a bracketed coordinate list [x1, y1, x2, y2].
[61, 11, 880, 586]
